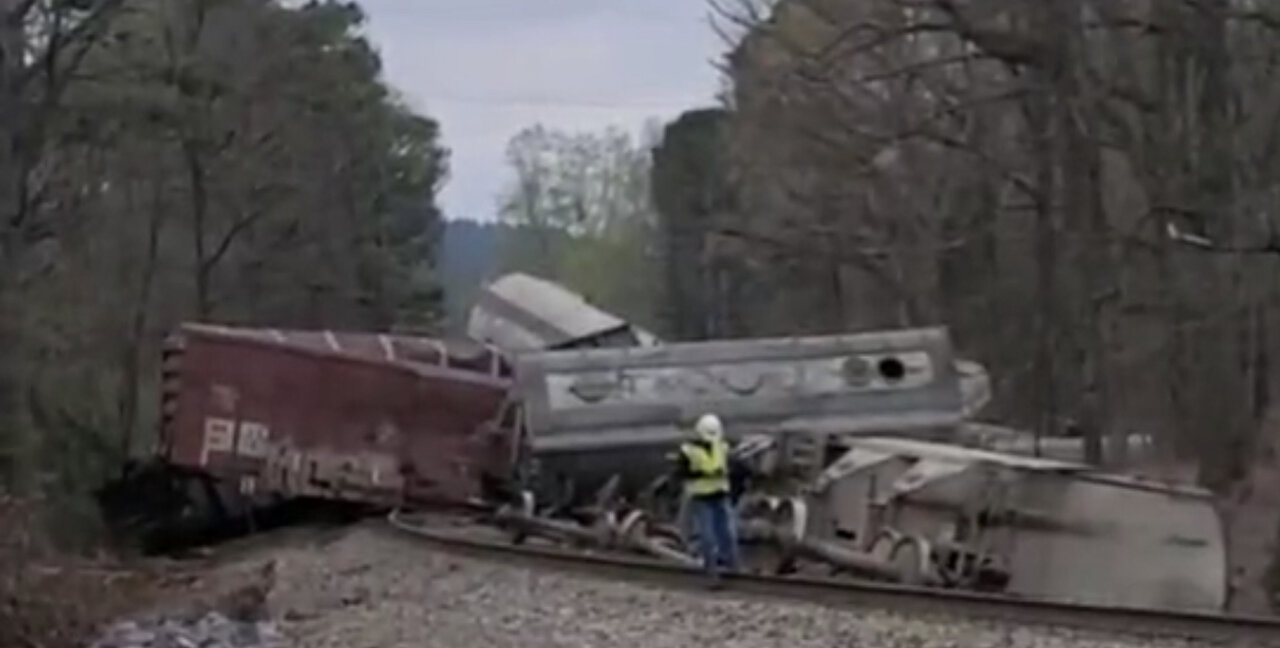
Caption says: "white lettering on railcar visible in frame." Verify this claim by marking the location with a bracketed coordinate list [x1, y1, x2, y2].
[200, 417, 271, 464]
[200, 417, 235, 465]
[236, 421, 271, 458]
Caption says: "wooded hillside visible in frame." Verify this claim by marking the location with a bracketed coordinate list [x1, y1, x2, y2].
[648, 0, 1280, 482]
[0, 0, 446, 516]
[641, 0, 1280, 612]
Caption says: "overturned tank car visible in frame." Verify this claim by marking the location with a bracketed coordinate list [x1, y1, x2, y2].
[497, 431, 1227, 612]
[513, 327, 972, 504]
[736, 434, 1226, 611]
[472, 274, 1227, 612]
[469, 272, 993, 507]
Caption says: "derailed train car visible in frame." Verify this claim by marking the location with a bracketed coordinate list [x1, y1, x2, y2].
[728, 434, 1227, 611]
[514, 327, 973, 501]
[470, 273, 1228, 612]
[497, 430, 1228, 611]
[98, 323, 517, 549]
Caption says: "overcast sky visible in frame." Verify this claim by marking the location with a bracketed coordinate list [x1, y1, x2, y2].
[358, 1, 728, 222]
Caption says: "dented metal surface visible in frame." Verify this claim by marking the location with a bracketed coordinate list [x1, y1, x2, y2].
[160, 324, 515, 508]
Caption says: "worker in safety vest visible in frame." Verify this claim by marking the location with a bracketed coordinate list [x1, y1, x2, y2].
[673, 413, 741, 582]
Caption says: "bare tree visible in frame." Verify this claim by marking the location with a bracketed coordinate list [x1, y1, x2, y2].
[696, 0, 1280, 611]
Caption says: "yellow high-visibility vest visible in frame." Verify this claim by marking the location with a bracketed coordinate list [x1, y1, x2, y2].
[680, 439, 730, 497]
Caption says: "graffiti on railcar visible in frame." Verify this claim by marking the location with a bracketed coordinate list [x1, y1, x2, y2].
[199, 416, 270, 465]
[198, 413, 406, 502]
[547, 352, 937, 409]
[261, 441, 404, 502]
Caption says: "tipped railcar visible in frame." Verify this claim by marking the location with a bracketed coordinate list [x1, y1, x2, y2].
[513, 327, 975, 502]
[98, 323, 516, 552]
[734, 434, 1228, 611]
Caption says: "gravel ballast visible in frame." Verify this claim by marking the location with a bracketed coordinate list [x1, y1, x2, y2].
[238, 525, 1236, 648]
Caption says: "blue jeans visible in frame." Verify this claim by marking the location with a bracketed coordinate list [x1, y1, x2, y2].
[688, 494, 740, 576]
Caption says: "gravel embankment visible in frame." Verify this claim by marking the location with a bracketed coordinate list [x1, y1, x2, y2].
[88, 613, 287, 648]
[240, 525, 1242, 648]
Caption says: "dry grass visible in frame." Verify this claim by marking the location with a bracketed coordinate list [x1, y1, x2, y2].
[0, 495, 182, 648]
[0, 493, 291, 647]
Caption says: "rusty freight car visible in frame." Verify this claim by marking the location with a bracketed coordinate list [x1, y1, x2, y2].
[99, 323, 516, 551]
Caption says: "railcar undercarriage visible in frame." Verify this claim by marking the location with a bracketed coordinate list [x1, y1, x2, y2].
[491, 431, 1227, 612]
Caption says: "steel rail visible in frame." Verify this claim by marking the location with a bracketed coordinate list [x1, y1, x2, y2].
[386, 509, 1278, 645]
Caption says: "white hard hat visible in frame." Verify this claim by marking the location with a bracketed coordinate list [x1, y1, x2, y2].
[693, 413, 723, 442]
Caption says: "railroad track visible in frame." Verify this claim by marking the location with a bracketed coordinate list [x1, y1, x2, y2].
[386, 508, 1280, 645]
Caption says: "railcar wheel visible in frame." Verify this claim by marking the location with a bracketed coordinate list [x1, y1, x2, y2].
[508, 490, 536, 546]
[769, 497, 808, 575]
[888, 535, 934, 586]
[773, 497, 809, 544]
[866, 528, 903, 563]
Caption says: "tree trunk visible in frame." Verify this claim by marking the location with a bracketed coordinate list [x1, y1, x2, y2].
[183, 138, 213, 319]
[117, 175, 166, 463]
[1027, 82, 1058, 456]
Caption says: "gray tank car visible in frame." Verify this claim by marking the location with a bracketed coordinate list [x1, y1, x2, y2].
[512, 327, 972, 501]
[467, 272, 660, 352]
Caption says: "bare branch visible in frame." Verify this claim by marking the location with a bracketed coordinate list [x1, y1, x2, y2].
[15, 0, 128, 92]
[1165, 221, 1280, 256]
[4, 0, 40, 26]
[929, 0, 1049, 69]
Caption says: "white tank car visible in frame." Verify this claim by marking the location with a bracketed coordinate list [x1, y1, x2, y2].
[511, 327, 973, 498]
[781, 435, 1227, 611]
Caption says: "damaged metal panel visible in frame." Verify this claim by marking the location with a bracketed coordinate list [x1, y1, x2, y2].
[467, 272, 660, 352]
[1002, 472, 1226, 610]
